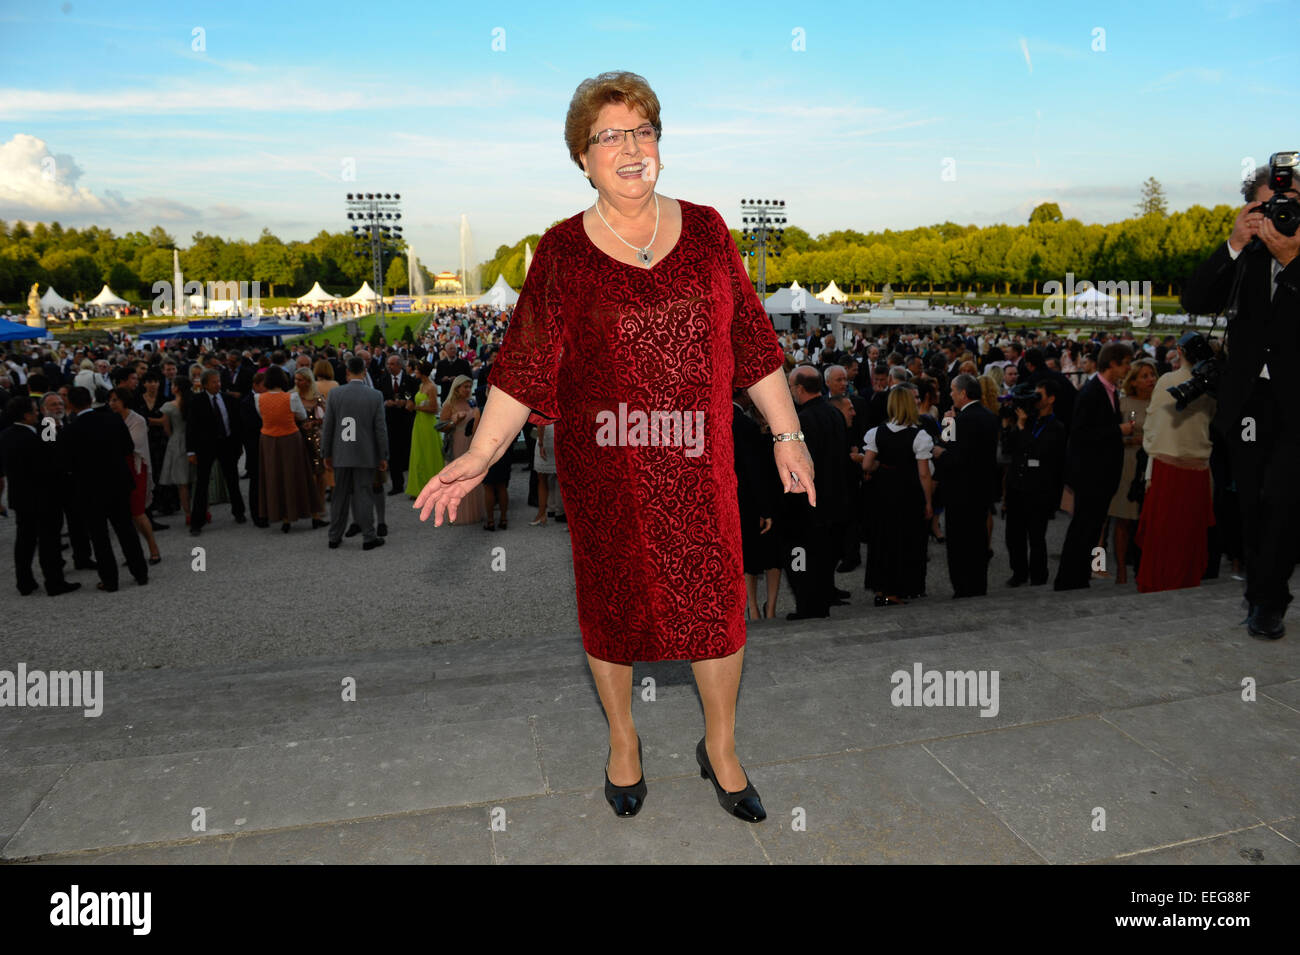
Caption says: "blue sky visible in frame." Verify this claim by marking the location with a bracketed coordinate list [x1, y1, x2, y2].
[0, 0, 1292, 275]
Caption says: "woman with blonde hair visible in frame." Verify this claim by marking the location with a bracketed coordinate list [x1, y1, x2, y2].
[441, 374, 485, 526]
[295, 366, 328, 507]
[1107, 356, 1157, 583]
[862, 386, 934, 606]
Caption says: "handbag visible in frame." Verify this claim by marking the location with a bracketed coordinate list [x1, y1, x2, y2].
[1127, 449, 1148, 505]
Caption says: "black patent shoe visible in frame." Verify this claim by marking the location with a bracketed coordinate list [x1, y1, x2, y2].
[696, 737, 766, 823]
[604, 735, 647, 817]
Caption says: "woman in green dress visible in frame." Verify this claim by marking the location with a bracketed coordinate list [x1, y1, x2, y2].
[405, 361, 447, 497]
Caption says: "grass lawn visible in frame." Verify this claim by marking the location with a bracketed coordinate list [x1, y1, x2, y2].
[290, 312, 432, 347]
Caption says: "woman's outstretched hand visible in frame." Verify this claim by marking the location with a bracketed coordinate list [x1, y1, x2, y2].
[774, 440, 816, 507]
[414, 449, 492, 526]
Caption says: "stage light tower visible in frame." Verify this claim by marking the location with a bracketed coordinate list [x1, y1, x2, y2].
[345, 191, 403, 334]
[738, 199, 787, 297]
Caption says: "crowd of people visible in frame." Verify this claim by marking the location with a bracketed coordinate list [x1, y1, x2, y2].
[0, 306, 1239, 621]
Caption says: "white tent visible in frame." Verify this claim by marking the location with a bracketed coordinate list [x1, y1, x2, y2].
[763, 285, 843, 317]
[39, 286, 76, 311]
[346, 281, 380, 303]
[816, 280, 847, 304]
[296, 281, 338, 304]
[89, 284, 128, 307]
[471, 274, 520, 309]
[1071, 285, 1117, 307]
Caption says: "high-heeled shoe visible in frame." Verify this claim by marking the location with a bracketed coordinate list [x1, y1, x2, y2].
[874, 594, 907, 607]
[604, 736, 646, 817]
[696, 737, 765, 823]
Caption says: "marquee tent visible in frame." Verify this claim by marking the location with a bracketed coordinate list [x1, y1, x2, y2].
[346, 281, 380, 303]
[471, 274, 520, 309]
[297, 281, 338, 305]
[0, 317, 52, 342]
[816, 280, 847, 304]
[137, 318, 309, 341]
[88, 285, 129, 307]
[39, 287, 76, 312]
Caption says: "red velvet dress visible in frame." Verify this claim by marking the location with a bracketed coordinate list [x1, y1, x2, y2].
[488, 198, 786, 663]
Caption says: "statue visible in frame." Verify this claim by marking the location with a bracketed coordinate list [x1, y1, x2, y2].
[879, 283, 894, 306]
[27, 283, 45, 329]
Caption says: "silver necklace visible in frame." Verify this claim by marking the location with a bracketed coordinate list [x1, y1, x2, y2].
[595, 193, 659, 266]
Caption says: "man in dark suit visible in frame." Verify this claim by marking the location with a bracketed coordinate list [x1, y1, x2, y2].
[239, 370, 269, 527]
[933, 373, 999, 597]
[1054, 343, 1134, 590]
[186, 368, 247, 535]
[783, 366, 847, 618]
[826, 363, 868, 572]
[58, 387, 148, 591]
[1183, 164, 1300, 637]
[377, 353, 417, 495]
[0, 397, 80, 596]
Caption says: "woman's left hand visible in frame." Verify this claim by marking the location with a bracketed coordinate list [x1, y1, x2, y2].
[774, 439, 816, 507]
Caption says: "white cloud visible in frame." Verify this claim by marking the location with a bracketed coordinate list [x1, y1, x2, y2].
[0, 133, 124, 217]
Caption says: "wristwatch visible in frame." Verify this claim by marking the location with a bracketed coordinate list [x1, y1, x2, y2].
[773, 431, 805, 443]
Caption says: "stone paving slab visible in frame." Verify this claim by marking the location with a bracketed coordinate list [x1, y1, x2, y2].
[923, 717, 1261, 864]
[746, 745, 1044, 864]
[2, 715, 543, 859]
[1100, 824, 1300, 865]
[1102, 693, 1300, 822]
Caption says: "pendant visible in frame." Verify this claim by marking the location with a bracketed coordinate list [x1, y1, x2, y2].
[637, 247, 653, 266]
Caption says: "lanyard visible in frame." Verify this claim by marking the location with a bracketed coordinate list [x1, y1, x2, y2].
[1031, 414, 1054, 441]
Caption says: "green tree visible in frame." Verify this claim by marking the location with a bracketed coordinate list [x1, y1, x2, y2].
[1029, 202, 1063, 225]
[1137, 177, 1168, 217]
[385, 255, 409, 296]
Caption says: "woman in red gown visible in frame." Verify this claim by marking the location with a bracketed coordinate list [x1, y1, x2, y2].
[415, 71, 813, 824]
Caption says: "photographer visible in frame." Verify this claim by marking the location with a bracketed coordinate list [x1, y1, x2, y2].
[1001, 382, 1066, 587]
[1134, 336, 1216, 593]
[1182, 154, 1300, 638]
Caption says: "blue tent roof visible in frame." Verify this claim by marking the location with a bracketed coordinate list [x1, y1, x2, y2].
[137, 319, 311, 341]
[0, 318, 52, 342]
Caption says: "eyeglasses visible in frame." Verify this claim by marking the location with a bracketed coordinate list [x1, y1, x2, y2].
[588, 124, 660, 148]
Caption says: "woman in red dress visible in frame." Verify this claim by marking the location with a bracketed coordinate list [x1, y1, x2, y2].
[414, 71, 813, 823]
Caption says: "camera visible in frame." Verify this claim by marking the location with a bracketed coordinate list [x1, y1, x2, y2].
[1166, 332, 1222, 410]
[998, 382, 1040, 421]
[1254, 151, 1299, 237]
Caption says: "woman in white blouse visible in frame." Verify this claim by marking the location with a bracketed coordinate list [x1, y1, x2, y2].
[861, 386, 935, 605]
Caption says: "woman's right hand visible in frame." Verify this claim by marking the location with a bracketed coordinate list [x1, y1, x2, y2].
[414, 448, 491, 526]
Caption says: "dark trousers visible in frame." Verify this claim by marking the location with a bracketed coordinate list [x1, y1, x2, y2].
[191, 438, 246, 531]
[14, 502, 67, 590]
[64, 498, 92, 565]
[786, 520, 836, 616]
[1005, 487, 1050, 584]
[1231, 378, 1299, 612]
[945, 502, 989, 597]
[82, 499, 147, 588]
[1055, 490, 1113, 590]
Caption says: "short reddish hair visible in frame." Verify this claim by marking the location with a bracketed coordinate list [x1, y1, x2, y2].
[565, 71, 661, 189]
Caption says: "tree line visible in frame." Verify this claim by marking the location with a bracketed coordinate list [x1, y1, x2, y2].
[1, 182, 1243, 306]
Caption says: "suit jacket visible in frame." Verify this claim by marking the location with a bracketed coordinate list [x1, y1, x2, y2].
[1064, 376, 1123, 496]
[1182, 239, 1300, 439]
[321, 379, 388, 469]
[732, 404, 777, 523]
[934, 403, 999, 509]
[0, 423, 57, 511]
[789, 393, 847, 527]
[186, 390, 242, 456]
[58, 408, 135, 508]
